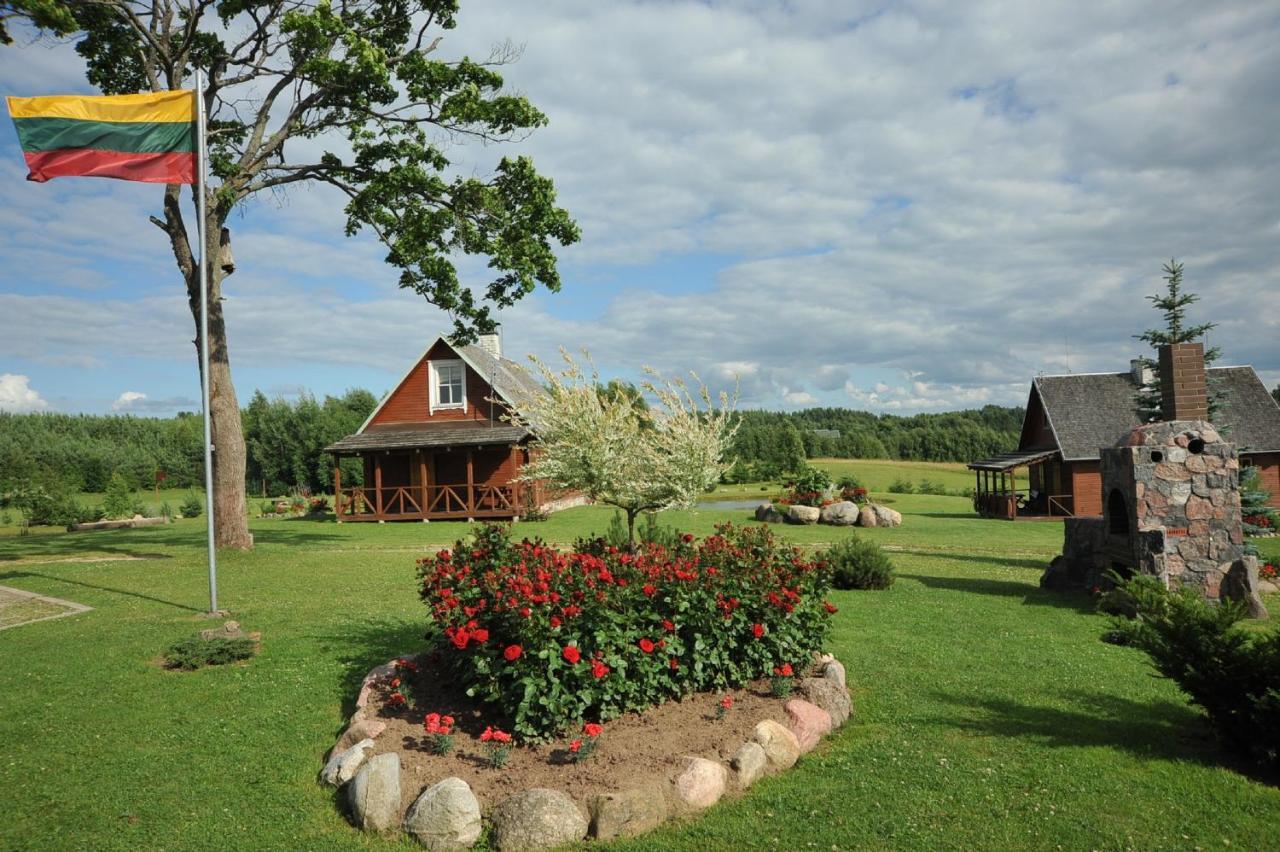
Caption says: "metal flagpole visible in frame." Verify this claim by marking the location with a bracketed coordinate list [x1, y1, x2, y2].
[194, 69, 219, 614]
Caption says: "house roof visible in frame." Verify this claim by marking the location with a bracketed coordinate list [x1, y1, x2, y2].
[325, 422, 529, 454]
[1030, 366, 1280, 460]
[968, 448, 1061, 472]
[356, 334, 546, 434]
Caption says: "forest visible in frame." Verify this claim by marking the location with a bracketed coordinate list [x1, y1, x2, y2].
[0, 387, 1024, 497]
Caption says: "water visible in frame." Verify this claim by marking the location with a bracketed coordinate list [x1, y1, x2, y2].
[696, 499, 769, 511]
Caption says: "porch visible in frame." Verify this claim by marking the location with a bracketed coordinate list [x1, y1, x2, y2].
[968, 449, 1073, 520]
[334, 482, 526, 521]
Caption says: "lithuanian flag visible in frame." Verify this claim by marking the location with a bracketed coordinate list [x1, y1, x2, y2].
[6, 90, 195, 184]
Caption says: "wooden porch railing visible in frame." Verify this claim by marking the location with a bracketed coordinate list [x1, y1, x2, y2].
[335, 483, 521, 521]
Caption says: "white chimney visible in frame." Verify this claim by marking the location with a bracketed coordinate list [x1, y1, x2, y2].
[1130, 359, 1153, 385]
[478, 330, 501, 358]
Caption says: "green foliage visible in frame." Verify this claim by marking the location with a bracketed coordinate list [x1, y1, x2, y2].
[243, 388, 376, 495]
[102, 472, 141, 519]
[1106, 575, 1280, 770]
[824, 536, 895, 590]
[1240, 467, 1277, 536]
[1134, 259, 1223, 422]
[888, 477, 916, 494]
[162, 636, 256, 671]
[5, 474, 81, 527]
[180, 493, 203, 520]
[917, 478, 947, 495]
[591, 511, 683, 551]
[779, 465, 833, 507]
[419, 523, 834, 740]
[158, 501, 173, 521]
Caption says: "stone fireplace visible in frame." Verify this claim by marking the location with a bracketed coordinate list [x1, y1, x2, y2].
[1042, 343, 1267, 617]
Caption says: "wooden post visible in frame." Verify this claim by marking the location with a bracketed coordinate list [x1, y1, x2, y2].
[374, 454, 384, 519]
[333, 457, 342, 523]
[466, 449, 475, 517]
[419, 452, 429, 522]
[1009, 466, 1017, 521]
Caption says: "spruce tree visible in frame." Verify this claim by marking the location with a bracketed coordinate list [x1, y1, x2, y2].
[1134, 259, 1221, 422]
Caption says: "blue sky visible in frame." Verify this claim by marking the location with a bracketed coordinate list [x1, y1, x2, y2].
[1, 0, 1278, 417]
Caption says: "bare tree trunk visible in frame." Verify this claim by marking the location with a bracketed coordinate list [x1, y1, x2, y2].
[156, 184, 252, 549]
[626, 508, 638, 554]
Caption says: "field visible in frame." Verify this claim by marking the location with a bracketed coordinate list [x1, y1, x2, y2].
[1, 460, 1277, 850]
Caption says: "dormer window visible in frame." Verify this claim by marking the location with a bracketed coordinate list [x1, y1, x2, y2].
[429, 359, 466, 413]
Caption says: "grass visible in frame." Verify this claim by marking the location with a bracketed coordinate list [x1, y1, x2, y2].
[1, 470, 1277, 850]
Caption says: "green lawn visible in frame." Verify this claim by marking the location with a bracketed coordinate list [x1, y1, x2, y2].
[1, 485, 1277, 850]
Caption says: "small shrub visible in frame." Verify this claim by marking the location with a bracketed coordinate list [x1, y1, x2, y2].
[586, 511, 682, 551]
[180, 492, 203, 519]
[1107, 575, 1280, 771]
[158, 501, 173, 521]
[163, 636, 256, 670]
[824, 536, 894, 590]
[103, 472, 142, 519]
[918, 479, 947, 495]
[887, 477, 916, 494]
[307, 495, 330, 516]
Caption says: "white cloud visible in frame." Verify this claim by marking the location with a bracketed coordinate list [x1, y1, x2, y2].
[112, 391, 148, 411]
[0, 374, 49, 412]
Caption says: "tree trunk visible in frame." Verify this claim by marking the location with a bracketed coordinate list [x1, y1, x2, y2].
[626, 508, 638, 554]
[159, 183, 253, 550]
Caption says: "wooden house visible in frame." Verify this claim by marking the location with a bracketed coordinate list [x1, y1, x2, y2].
[969, 360, 1280, 520]
[325, 332, 557, 522]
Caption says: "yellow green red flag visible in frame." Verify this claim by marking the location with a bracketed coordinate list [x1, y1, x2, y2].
[6, 90, 195, 184]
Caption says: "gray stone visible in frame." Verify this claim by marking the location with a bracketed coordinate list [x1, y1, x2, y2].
[752, 719, 800, 772]
[857, 505, 878, 527]
[786, 505, 820, 525]
[730, 741, 767, 789]
[671, 756, 728, 811]
[754, 503, 784, 524]
[320, 738, 374, 788]
[799, 677, 852, 727]
[334, 717, 387, 753]
[822, 658, 846, 689]
[490, 788, 588, 851]
[403, 777, 482, 850]
[348, 753, 400, 834]
[872, 505, 902, 527]
[1221, 558, 1269, 620]
[1169, 481, 1192, 506]
[199, 620, 247, 641]
[589, 783, 669, 840]
[819, 501, 860, 526]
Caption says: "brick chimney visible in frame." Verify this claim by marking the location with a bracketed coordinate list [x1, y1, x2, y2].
[1158, 342, 1208, 421]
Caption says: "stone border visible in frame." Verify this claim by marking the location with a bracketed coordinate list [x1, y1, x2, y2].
[321, 652, 852, 849]
[0, 585, 93, 631]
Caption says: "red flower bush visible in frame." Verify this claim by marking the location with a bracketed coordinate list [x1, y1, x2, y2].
[417, 522, 834, 740]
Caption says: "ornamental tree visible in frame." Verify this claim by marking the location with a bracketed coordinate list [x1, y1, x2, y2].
[5, 1, 579, 548]
[506, 351, 738, 550]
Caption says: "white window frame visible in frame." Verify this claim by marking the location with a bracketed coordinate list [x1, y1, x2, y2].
[429, 359, 467, 414]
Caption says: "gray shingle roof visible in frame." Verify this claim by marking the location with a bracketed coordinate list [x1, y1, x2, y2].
[326, 422, 529, 454]
[1032, 366, 1280, 460]
[455, 342, 546, 410]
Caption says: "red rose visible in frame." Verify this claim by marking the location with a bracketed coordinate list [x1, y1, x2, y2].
[503, 644, 523, 662]
[583, 722, 603, 738]
[823, 601, 838, 614]
[669, 657, 679, 670]
[662, 619, 675, 632]
[591, 659, 609, 679]
[550, 616, 562, 628]
[569, 739, 582, 753]
[638, 638, 655, 653]
[682, 533, 695, 543]
[563, 645, 581, 664]
[451, 630, 470, 650]
[472, 628, 489, 643]
[642, 584, 657, 597]
[720, 696, 733, 709]
[752, 623, 765, 639]
[480, 726, 494, 742]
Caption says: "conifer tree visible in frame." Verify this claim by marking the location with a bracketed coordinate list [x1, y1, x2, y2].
[1134, 259, 1221, 422]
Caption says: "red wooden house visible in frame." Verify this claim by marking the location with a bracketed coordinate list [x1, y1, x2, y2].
[969, 360, 1280, 520]
[325, 332, 555, 522]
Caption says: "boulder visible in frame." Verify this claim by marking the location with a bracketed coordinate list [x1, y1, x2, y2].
[787, 505, 820, 525]
[819, 501, 860, 526]
[1221, 558, 1269, 620]
[752, 719, 800, 772]
[671, 756, 728, 811]
[821, 658, 846, 689]
[785, 698, 833, 752]
[320, 738, 375, 788]
[857, 505, 878, 527]
[490, 788, 588, 851]
[799, 677, 851, 727]
[334, 717, 387, 754]
[199, 620, 247, 641]
[755, 503, 784, 524]
[730, 741, 767, 789]
[403, 777, 482, 851]
[588, 783, 669, 840]
[356, 660, 398, 709]
[348, 753, 400, 834]
[872, 505, 903, 527]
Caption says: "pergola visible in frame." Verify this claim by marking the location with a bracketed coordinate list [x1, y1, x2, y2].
[967, 448, 1060, 520]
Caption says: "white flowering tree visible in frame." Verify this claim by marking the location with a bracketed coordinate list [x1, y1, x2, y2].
[506, 350, 738, 550]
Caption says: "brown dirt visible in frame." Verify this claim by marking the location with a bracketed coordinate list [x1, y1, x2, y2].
[362, 660, 809, 820]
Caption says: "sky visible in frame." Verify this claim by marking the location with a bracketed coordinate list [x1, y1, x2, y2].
[1, 0, 1278, 418]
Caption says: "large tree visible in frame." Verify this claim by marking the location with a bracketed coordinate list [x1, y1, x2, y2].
[507, 351, 738, 551]
[1134, 259, 1220, 422]
[5, 1, 579, 547]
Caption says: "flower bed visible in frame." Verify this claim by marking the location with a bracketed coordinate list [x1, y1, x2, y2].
[416, 523, 835, 740]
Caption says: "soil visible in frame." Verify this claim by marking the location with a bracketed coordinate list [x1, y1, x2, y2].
[362, 659, 810, 821]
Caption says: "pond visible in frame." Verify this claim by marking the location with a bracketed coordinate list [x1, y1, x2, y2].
[695, 499, 769, 511]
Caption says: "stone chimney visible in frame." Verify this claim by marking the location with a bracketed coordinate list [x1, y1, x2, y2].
[1158, 342, 1208, 421]
[477, 329, 501, 358]
[1129, 359, 1153, 386]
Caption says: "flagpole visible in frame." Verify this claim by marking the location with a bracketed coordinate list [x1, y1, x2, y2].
[194, 68, 219, 615]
